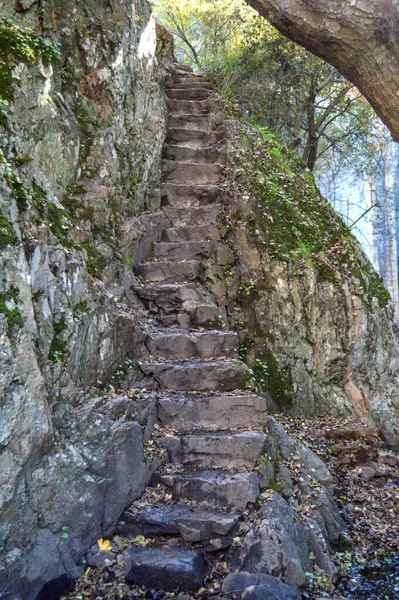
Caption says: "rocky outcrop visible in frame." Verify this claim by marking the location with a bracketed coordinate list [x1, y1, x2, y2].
[0, 2, 171, 598]
[219, 118, 399, 435]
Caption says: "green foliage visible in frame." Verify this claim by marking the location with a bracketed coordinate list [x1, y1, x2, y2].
[0, 17, 60, 103]
[0, 287, 23, 337]
[49, 336, 67, 364]
[73, 301, 90, 315]
[0, 210, 17, 248]
[233, 121, 390, 309]
[0, 149, 27, 210]
[32, 182, 74, 247]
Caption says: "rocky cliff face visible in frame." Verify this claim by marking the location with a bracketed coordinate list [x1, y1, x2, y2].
[219, 118, 399, 436]
[0, 2, 171, 598]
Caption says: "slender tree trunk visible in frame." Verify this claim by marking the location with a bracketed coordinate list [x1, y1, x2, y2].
[247, 0, 399, 141]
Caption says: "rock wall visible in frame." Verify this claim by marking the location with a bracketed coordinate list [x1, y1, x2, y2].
[0, 2, 171, 598]
[219, 118, 399, 437]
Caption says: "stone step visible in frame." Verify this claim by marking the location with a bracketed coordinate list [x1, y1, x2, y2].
[171, 81, 213, 91]
[137, 260, 201, 283]
[163, 204, 220, 227]
[161, 225, 220, 243]
[140, 360, 251, 392]
[134, 283, 212, 315]
[163, 144, 223, 164]
[162, 430, 267, 469]
[162, 183, 220, 208]
[166, 87, 211, 100]
[119, 504, 241, 542]
[146, 330, 238, 360]
[154, 302, 228, 330]
[124, 546, 206, 592]
[166, 128, 224, 146]
[158, 393, 269, 432]
[162, 161, 223, 186]
[157, 470, 260, 509]
[153, 240, 214, 261]
[166, 98, 211, 114]
[172, 63, 193, 73]
[168, 113, 222, 131]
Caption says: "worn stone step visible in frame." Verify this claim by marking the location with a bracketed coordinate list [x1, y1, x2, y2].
[158, 470, 260, 509]
[166, 128, 224, 146]
[146, 330, 238, 360]
[135, 284, 216, 318]
[162, 161, 223, 186]
[154, 241, 233, 265]
[161, 225, 220, 243]
[158, 393, 269, 432]
[166, 87, 211, 100]
[124, 546, 206, 592]
[162, 430, 267, 469]
[171, 81, 213, 90]
[163, 144, 223, 164]
[140, 360, 251, 392]
[162, 183, 220, 208]
[119, 504, 241, 542]
[153, 240, 214, 261]
[155, 302, 227, 330]
[136, 260, 201, 283]
[166, 98, 211, 114]
[163, 205, 219, 228]
[172, 63, 193, 73]
[168, 114, 222, 132]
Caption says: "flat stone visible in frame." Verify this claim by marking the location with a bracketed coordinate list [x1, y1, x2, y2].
[162, 225, 220, 243]
[124, 547, 207, 592]
[162, 160, 223, 185]
[168, 114, 213, 131]
[162, 430, 266, 469]
[164, 144, 223, 164]
[163, 205, 220, 227]
[137, 260, 200, 283]
[119, 505, 240, 542]
[166, 129, 224, 147]
[170, 81, 213, 90]
[140, 360, 251, 392]
[166, 98, 211, 114]
[85, 544, 115, 568]
[158, 393, 268, 431]
[160, 470, 260, 509]
[222, 573, 301, 600]
[146, 331, 238, 360]
[355, 466, 378, 480]
[162, 183, 221, 207]
[166, 87, 212, 100]
[153, 241, 215, 261]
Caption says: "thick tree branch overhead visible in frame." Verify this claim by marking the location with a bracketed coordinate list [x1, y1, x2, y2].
[247, 0, 399, 140]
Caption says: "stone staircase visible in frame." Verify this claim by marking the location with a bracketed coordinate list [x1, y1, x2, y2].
[118, 63, 269, 592]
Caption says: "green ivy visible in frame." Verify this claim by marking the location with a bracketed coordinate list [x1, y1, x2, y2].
[0, 287, 23, 337]
[0, 209, 17, 248]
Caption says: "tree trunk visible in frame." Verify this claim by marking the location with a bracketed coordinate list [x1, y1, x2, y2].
[247, 0, 399, 141]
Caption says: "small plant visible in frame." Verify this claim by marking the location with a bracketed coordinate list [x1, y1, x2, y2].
[60, 525, 69, 539]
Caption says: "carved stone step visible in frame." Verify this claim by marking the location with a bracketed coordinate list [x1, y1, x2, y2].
[166, 87, 211, 100]
[162, 183, 220, 208]
[140, 360, 251, 392]
[137, 260, 201, 283]
[158, 393, 268, 432]
[146, 330, 238, 360]
[172, 63, 193, 73]
[153, 240, 214, 261]
[168, 114, 222, 132]
[124, 546, 207, 592]
[154, 241, 233, 264]
[134, 282, 210, 311]
[162, 161, 223, 186]
[171, 81, 213, 90]
[162, 206, 217, 229]
[166, 128, 224, 146]
[119, 504, 241, 542]
[161, 225, 220, 243]
[163, 144, 223, 164]
[166, 98, 211, 115]
[161, 430, 267, 469]
[158, 470, 260, 509]
[154, 302, 227, 330]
